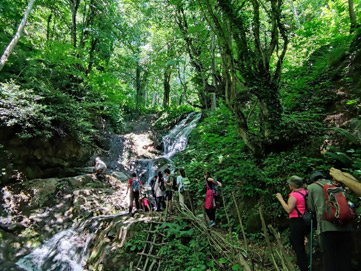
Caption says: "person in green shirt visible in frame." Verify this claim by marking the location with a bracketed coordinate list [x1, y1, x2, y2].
[307, 171, 352, 271]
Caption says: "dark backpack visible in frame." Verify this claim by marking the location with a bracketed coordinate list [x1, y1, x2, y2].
[159, 177, 166, 192]
[316, 182, 356, 224]
[172, 176, 177, 191]
[132, 178, 140, 192]
[213, 177, 219, 196]
[294, 191, 313, 227]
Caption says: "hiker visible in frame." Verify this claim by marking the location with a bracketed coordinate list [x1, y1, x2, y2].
[150, 175, 157, 210]
[330, 167, 361, 196]
[164, 168, 175, 214]
[307, 171, 353, 271]
[94, 157, 107, 176]
[276, 176, 310, 271]
[154, 171, 166, 211]
[176, 168, 190, 208]
[140, 195, 152, 213]
[204, 171, 222, 228]
[126, 173, 142, 214]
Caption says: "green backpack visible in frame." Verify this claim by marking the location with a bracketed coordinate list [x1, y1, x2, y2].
[181, 177, 190, 192]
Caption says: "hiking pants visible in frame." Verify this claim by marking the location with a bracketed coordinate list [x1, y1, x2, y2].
[179, 192, 185, 206]
[320, 231, 352, 271]
[129, 190, 140, 213]
[156, 196, 165, 211]
[205, 208, 216, 222]
[289, 218, 310, 271]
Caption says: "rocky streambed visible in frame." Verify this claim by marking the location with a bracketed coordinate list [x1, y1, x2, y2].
[0, 112, 202, 270]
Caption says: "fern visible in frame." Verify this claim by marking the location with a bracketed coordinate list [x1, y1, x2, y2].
[333, 118, 361, 146]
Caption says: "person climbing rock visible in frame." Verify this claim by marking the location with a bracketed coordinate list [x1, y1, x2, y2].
[204, 171, 222, 228]
[94, 157, 107, 177]
[126, 173, 142, 214]
[140, 195, 151, 213]
[276, 176, 310, 271]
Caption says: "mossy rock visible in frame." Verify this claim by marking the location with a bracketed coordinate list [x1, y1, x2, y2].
[245, 212, 262, 233]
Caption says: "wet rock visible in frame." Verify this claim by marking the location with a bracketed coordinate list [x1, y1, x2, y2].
[0, 259, 26, 271]
[110, 171, 128, 182]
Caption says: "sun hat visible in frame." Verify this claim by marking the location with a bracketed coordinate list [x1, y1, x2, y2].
[309, 171, 325, 183]
[287, 176, 304, 188]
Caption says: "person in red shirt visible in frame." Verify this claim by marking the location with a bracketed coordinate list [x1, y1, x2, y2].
[126, 173, 142, 214]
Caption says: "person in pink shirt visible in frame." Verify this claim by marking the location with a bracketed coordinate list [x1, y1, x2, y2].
[276, 176, 310, 271]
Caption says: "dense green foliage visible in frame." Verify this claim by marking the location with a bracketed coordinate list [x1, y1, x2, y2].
[1, 0, 361, 269]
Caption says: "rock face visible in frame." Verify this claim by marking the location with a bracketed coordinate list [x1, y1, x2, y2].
[0, 126, 93, 184]
[0, 173, 129, 263]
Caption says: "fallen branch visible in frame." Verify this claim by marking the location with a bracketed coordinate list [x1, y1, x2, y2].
[259, 206, 280, 271]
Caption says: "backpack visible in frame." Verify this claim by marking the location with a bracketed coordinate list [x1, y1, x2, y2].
[182, 177, 190, 192]
[159, 177, 166, 192]
[316, 181, 356, 224]
[294, 191, 313, 227]
[151, 178, 156, 190]
[172, 176, 177, 191]
[132, 178, 140, 192]
[212, 178, 219, 197]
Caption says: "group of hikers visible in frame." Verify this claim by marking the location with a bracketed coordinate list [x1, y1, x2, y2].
[94, 156, 361, 271]
[276, 167, 360, 271]
[125, 167, 222, 228]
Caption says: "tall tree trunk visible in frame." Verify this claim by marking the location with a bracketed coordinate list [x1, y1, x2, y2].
[289, 0, 300, 28]
[68, 0, 81, 47]
[163, 70, 171, 108]
[176, 6, 210, 109]
[135, 62, 142, 112]
[0, 0, 36, 72]
[86, 37, 97, 75]
[151, 92, 158, 108]
[178, 60, 188, 105]
[79, 0, 95, 49]
[46, 12, 53, 41]
[348, 0, 357, 33]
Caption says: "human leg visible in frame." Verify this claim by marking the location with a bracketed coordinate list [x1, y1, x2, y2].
[134, 191, 140, 210]
[179, 192, 185, 207]
[289, 218, 308, 271]
[128, 192, 134, 213]
[321, 231, 352, 271]
[156, 197, 162, 211]
[205, 208, 216, 227]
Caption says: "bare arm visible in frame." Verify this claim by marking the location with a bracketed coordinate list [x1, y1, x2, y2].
[276, 193, 297, 214]
[207, 177, 222, 187]
[330, 167, 361, 196]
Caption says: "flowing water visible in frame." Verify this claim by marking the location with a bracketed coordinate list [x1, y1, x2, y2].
[163, 112, 202, 159]
[15, 112, 201, 271]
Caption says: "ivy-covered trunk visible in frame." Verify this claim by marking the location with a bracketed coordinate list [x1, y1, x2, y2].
[252, 79, 283, 142]
[163, 70, 171, 108]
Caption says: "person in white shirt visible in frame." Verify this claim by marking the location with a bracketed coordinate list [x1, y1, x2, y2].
[94, 157, 107, 176]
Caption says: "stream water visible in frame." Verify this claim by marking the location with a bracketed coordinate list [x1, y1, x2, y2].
[15, 112, 201, 271]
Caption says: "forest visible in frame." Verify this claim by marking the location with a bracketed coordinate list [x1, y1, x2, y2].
[1, 0, 361, 270]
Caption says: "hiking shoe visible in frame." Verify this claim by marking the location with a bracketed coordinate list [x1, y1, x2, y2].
[208, 221, 215, 228]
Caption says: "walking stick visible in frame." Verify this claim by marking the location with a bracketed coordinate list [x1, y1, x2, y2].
[309, 219, 313, 271]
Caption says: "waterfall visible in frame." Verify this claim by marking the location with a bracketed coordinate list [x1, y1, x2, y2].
[15, 112, 202, 271]
[162, 112, 202, 159]
[16, 212, 128, 271]
[16, 229, 90, 271]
